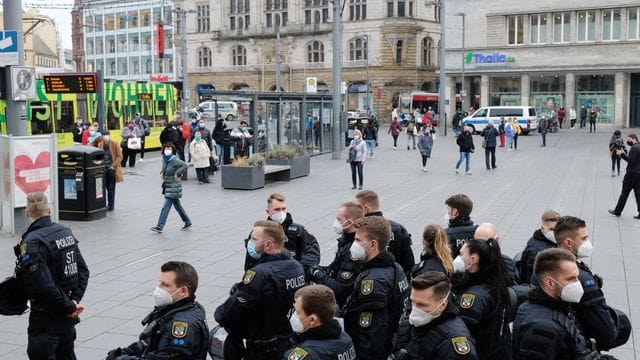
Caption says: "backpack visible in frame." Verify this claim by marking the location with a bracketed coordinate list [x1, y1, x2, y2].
[407, 122, 415, 132]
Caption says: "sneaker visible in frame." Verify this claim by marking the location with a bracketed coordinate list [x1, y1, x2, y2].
[198, 181, 204, 184]
[393, 146, 397, 150]
[608, 210, 620, 217]
[150, 226, 163, 233]
[466, 171, 472, 175]
[634, 215, 640, 220]
[611, 172, 615, 177]
[352, 186, 356, 189]
[181, 223, 192, 231]
[571, 127, 575, 129]
[407, 146, 410, 150]
[358, 186, 363, 190]
[138, 159, 143, 163]
[455, 169, 459, 175]
[423, 167, 428, 172]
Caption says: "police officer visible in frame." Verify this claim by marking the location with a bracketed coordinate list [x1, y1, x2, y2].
[395, 271, 479, 359]
[342, 216, 409, 360]
[513, 248, 599, 360]
[216, 220, 306, 359]
[355, 190, 415, 276]
[284, 285, 356, 360]
[106, 261, 209, 359]
[518, 210, 560, 284]
[308, 202, 365, 308]
[473, 223, 519, 285]
[444, 194, 477, 258]
[244, 193, 320, 274]
[17, 192, 89, 359]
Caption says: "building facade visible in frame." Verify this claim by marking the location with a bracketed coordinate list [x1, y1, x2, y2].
[175, 0, 441, 118]
[0, 9, 61, 70]
[444, 0, 640, 128]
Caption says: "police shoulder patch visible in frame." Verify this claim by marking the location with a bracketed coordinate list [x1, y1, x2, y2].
[341, 271, 353, 280]
[359, 312, 372, 328]
[20, 243, 27, 257]
[451, 336, 471, 355]
[288, 347, 309, 360]
[361, 279, 374, 295]
[242, 270, 256, 284]
[460, 294, 475, 309]
[172, 321, 188, 338]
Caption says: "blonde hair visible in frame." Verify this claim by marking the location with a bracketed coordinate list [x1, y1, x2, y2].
[423, 224, 454, 276]
[26, 192, 49, 219]
[354, 129, 363, 138]
[253, 220, 286, 248]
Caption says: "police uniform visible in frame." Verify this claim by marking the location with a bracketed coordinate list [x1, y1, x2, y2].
[215, 252, 306, 359]
[513, 287, 599, 360]
[502, 254, 520, 286]
[342, 251, 409, 360]
[283, 319, 356, 360]
[17, 216, 90, 359]
[402, 301, 479, 359]
[311, 231, 363, 307]
[453, 272, 512, 359]
[518, 229, 555, 284]
[411, 253, 447, 279]
[106, 299, 209, 359]
[445, 217, 477, 258]
[574, 261, 618, 351]
[365, 211, 415, 275]
[244, 213, 320, 273]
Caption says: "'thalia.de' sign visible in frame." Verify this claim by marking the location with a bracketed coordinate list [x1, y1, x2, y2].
[465, 52, 516, 66]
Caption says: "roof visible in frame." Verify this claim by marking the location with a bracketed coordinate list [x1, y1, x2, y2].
[33, 34, 57, 58]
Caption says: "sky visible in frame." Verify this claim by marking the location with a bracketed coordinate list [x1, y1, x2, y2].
[2, 1, 74, 49]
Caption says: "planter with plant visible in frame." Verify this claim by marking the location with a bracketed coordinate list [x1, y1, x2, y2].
[220, 154, 265, 190]
[265, 144, 310, 179]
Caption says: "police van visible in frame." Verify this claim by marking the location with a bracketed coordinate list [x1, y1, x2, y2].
[462, 106, 538, 135]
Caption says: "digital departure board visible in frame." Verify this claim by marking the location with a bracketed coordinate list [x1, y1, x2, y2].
[43, 73, 97, 94]
[138, 93, 152, 100]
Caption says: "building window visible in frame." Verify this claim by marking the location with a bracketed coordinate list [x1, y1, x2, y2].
[232, 45, 247, 65]
[553, 12, 571, 43]
[349, 0, 366, 21]
[421, 37, 433, 66]
[266, 0, 287, 28]
[630, 7, 640, 40]
[530, 14, 547, 44]
[386, 1, 411, 17]
[197, 3, 210, 32]
[348, 37, 367, 61]
[304, 0, 328, 25]
[230, 0, 250, 30]
[198, 47, 212, 67]
[307, 41, 324, 63]
[577, 10, 596, 42]
[602, 9, 621, 41]
[507, 15, 523, 44]
[396, 40, 403, 64]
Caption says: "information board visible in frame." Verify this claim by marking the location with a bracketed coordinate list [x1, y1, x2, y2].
[43, 73, 97, 94]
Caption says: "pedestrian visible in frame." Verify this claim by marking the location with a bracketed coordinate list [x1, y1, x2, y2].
[189, 131, 212, 184]
[17, 192, 89, 359]
[88, 121, 102, 144]
[347, 129, 367, 190]
[452, 238, 512, 359]
[80, 122, 91, 145]
[569, 105, 577, 129]
[505, 118, 515, 151]
[539, 115, 550, 147]
[452, 111, 462, 135]
[473, 223, 519, 285]
[231, 120, 252, 159]
[580, 105, 587, 128]
[498, 117, 506, 148]
[120, 120, 142, 168]
[106, 261, 209, 360]
[181, 117, 192, 160]
[150, 142, 192, 233]
[90, 131, 123, 211]
[417, 124, 435, 172]
[411, 224, 454, 279]
[589, 106, 598, 133]
[313, 117, 322, 149]
[388, 117, 401, 149]
[215, 220, 306, 359]
[342, 216, 409, 360]
[480, 120, 499, 170]
[609, 133, 640, 219]
[212, 118, 227, 163]
[557, 107, 566, 129]
[609, 130, 625, 177]
[133, 112, 150, 163]
[518, 210, 561, 284]
[444, 193, 477, 258]
[406, 119, 417, 150]
[284, 285, 356, 359]
[305, 113, 313, 146]
[512, 117, 521, 150]
[72, 117, 84, 144]
[513, 248, 600, 359]
[455, 125, 475, 175]
[363, 121, 377, 159]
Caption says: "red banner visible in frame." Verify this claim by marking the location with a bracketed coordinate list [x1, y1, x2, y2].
[156, 23, 164, 58]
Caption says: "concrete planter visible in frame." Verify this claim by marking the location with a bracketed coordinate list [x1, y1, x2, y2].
[220, 165, 265, 190]
[265, 156, 310, 179]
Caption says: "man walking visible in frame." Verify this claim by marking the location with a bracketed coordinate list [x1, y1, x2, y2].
[480, 120, 499, 170]
[580, 105, 587, 128]
[609, 133, 640, 219]
[589, 107, 598, 133]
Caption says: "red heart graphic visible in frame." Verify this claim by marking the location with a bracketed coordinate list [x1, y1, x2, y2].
[14, 151, 51, 195]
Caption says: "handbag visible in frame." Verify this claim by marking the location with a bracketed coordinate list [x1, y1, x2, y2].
[127, 137, 142, 150]
[347, 146, 357, 163]
[208, 156, 218, 175]
[481, 138, 487, 149]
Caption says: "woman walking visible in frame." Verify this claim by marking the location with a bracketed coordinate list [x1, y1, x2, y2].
[347, 129, 367, 190]
[388, 117, 401, 149]
[609, 130, 625, 177]
[121, 120, 142, 168]
[150, 142, 192, 233]
[417, 125, 435, 172]
[505, 119, 515, 151]
[455, 125, 475, 175]
[189, 131, 212, 184]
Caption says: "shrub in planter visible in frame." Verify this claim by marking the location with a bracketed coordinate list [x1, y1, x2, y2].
[265, 144, 309, 179]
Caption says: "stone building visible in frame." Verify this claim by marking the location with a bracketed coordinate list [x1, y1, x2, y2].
[0, 9, 61, 69]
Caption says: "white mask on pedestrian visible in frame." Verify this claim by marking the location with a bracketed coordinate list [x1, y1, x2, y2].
[350, 241, 368, 261]
[153, 286, 180, 307]
[552, 278, 584, 303]
[333, 218, 346, 234]
[408, 294, 448, 327]
[544, 231, 556, 243]
[452, 255, 467, 273]
[289, 313, 308, 333]
[270, 211, 287, 224]
[102, 135, 110, 142]
[576, 240, 594, 259]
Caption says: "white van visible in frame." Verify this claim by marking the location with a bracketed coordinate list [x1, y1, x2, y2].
[462, 106, 538, 134]
[194, 101, 239, 121]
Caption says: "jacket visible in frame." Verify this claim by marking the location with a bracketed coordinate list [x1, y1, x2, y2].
[480, 126, 499, 148]
[388, 121, 401, 136]
[621, 143, 640, 174]
[505, 123, 515, 137]
[122, 125, 142, 141]
[162, 155, 188, 199]
[348, 139, 367, 162]
[189, 140, 211, 169]
[569, 108, 577, 120]
[417, 132, 434, 157]
[212, 124, 227, 144]
[93, 138, 124, 182]
[411, 252, 447, 279]
[519, 230, 556, 284]
[284, 320, 356, 360]
[446, 216, 477, 258]
[231, 127, 252, 152]
[365, 211, 415, 276]
[456, 132, 475, 153]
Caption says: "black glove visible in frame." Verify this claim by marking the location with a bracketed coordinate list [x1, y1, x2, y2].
[593, 274, 603, 289]
[388, 349, 409, 360]
[306, 265, 323, 281]
[106, 348, 122, 360]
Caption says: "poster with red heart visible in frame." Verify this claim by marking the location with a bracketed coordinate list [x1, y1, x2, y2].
[12, 138, 53, 207]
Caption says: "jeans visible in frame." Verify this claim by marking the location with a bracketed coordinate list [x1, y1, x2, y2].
[613, 173, 640, 215]
[580, 117, 586, 128]
[485, 146, 496, 169]
[541, 132, 547, 146]
[506, 136, 514, 149]
[589, 121, 596, 133]
[215, 144, 224, 164]
[350, 161, 363, 187]
[156, 197, 192, 230]
[195, 167, 208, 182]
[421, 154, 429, 167]
[407, 133, 416, 149]
[139, 136, 146, 159]
[612, 155, 621, 174]
[121, 146, 137, 167]
[105, 168, 116, 210]
[499, 133, 505, 147]
[365, 140, 376, 158]
[392, 135, 398, 147]
[513, 134, 519, 150]
[455, 152, 471, 172]
[570, 119, 577, 128]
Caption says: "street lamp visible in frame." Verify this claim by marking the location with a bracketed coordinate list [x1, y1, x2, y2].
[455, 12, 466, 112]
[425, 0, 446, 136]
[363, 34, 370, 111]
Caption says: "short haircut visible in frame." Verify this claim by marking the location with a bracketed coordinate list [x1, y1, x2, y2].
[411, 271, 451, 301]
[354, 216, 391, 249]
[267, 193, 286, 205]
[628, 133, 638, 141]
[163, 142, 177, 153]
[340, 202, 365, 220]
[26, 192, 49, 218]
[161, 261, 199, 297]
[355, 190, 380, 210]
[541, 210, 561, 222]
[254, 220, 286, 247]
[533, 248, 576, 282]
[553, 216, 586, 244]
[445, 194, 473, 217]
[295, 285, 337, 324]
[240, 120, 248, 126]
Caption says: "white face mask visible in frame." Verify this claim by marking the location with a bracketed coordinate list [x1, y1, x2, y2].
[444, 213, 452, 221]
[333, 218, 346, 234]
[289, 313, 308, 333]
[102, 135, 110, 142]
[452, 255, 467, 273]
[552, 278, 584, 303]
[576, 240, 593, 259]
[270, 211, 287, 224]
[350, 241, 368, 261]
[164, 149, 172, 156]
[153, 286, 180, 307]
[544, 230, 556, 243]
[408, 295, 448, 327]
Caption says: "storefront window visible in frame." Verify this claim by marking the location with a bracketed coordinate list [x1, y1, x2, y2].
[530, 76, 565, 115]
[576, 75, 615, 123]
[629, 7, 640, 40]
[489, 77, 521, 106]
[577, 11, 596, 42]
[602, 9, 621, 41]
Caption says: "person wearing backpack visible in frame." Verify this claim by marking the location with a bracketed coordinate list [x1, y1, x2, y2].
[406, 120, 417, 150]
[347, 129, 367, 190]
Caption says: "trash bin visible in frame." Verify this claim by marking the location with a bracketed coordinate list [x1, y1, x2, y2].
[58, 145, 107, 221]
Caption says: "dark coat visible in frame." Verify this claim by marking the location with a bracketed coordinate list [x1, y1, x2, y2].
[480, 126, 499, 148]
[456, 132, 475, 153]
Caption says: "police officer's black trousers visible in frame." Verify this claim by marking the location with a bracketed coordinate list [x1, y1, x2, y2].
[27, 326, 76, 360]
[614, 173, 640, 215]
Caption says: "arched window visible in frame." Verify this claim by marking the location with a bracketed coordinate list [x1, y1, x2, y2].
[306, 40, 324, 63]
[198, 47, 212, 67]
[421, 37, 433, 67]
[232, 45, 247, 66]
[348, 37, 368, 61]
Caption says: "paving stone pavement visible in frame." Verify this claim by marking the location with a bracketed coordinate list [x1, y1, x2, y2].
[1, 126, 639, 359]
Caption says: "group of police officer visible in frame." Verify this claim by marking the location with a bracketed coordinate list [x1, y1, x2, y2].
[3, 190, 632, 360]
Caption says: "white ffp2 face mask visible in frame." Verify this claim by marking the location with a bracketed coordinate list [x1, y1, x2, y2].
[576, 240, 593, 259]
[153, 286, 180, 307]
[544, 231, 556, 243]
[350, 241, 367, 261]
[452, 255, 466, 273]
[270, 211, 287, 224]
[333, 218, 345, 234]
[408, 294, 448, 327]
[289, 313, 307, 333]
[552, 278, 584, 303]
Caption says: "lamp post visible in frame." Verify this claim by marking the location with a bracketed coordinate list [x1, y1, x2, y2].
[174, 7, 197, 121]
[426, 0, 446, 136]
[330, 0, 342, 159]
[455, 12, 466, 112]
[364, 34, 370, 112]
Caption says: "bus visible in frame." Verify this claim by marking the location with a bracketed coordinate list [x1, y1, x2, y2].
[398, 91, 481, 117]
[0, 79, 178, 149]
